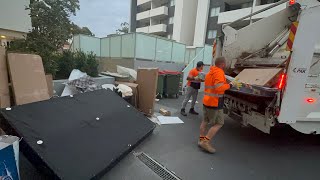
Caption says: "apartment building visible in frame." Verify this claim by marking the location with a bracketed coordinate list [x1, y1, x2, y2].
[130, 0, 198, 46]
[131, 0, 287, 46]
[0, 0, 32, 46]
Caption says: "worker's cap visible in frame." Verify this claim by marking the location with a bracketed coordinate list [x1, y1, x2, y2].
[197, 61, 204, 67]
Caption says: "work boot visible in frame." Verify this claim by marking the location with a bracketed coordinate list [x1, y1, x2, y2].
[180, 109, 187, 116]
[189, 108, 199, 115]
[199, 140, 216, 154]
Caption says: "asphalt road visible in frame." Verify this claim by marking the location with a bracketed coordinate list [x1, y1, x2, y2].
[20, 93, 320, 180]
[106, 94, 320, 180]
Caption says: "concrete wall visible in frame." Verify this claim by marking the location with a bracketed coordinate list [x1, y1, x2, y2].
[130, 0, 137, 32]
[0, 0, 31, 34]
[99, 58, 135, 73]
[166, 6, 175, 36]
[193, 0, 210, 47]
[134, 59, 185, 71]
[173, 0, 198, 46]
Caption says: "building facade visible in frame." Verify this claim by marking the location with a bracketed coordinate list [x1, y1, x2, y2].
[130, 0, 287, 46]
[0, 0, 32, 46]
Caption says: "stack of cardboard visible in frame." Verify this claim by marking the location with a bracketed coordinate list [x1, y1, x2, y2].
[0, 48, 51, 107]
[137, 68, 158, 116]
[8, 53, 50, 105]
[46, 74, 54, 97]
[113, 67, 158, 117]
[0, 47, 10, 108]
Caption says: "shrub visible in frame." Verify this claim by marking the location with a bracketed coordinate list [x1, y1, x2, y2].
[55, 51, 99, 79]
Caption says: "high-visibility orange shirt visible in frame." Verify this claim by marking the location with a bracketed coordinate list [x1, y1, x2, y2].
[187, 68, 202, 86]
[203, 66, 230, 108]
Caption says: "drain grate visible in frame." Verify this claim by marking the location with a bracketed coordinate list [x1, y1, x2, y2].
[135, 152, 182, 180]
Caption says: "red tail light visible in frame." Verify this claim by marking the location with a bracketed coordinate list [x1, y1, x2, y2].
[306, 98, 315, 103]
[277, 74, 286, 89]
[289, 0, 295, 5]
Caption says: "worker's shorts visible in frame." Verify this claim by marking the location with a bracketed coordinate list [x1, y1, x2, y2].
[203, 106, 224, 125]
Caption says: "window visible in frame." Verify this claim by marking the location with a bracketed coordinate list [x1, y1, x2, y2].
[210, 7, 220, 17]
[207, 30, 217, 39]
[169, 17, 174, 24]
[170, 0, 175, 6]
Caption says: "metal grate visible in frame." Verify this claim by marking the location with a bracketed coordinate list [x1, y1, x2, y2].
[135, 152, 182, 180]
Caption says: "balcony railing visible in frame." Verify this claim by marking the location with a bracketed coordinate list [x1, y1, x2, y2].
[137, 0, 151, 6]
[150, 6, 168, 18]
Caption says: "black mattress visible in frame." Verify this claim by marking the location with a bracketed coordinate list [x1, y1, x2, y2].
[0, 89, 155, 180]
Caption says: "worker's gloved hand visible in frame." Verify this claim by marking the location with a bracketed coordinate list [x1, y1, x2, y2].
[230, 78, 242, 90]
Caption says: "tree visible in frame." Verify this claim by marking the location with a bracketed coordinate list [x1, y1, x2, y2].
[116, 22, 129, 34]
[71, 23, 94, 36]
[9, 0, 80, 75]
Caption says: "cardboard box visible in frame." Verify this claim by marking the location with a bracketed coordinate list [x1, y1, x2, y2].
[159, 108, 171, 116]
[115, 81, 139, 108]
[46, 74, 54, 97]
[235, 68, 283, 87]
[137, 68, 158, 116]
[0, 47, 10, 108]
[8, 53, 50, 105]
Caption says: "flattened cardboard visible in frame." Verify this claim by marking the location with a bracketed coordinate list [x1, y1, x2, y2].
[0, 47, 10, 108]
[137, 68, 158, 116]
[235, 68, 283, 87]
[45, 74, 54, 97]
[8, 53, 49, 105]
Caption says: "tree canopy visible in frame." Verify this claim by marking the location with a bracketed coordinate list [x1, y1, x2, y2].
[9, 0, 95, 75]
[116, 22, 129, 34]
[71, 23, 94, 36]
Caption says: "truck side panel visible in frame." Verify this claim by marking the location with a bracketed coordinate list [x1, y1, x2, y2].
[278, 5, 320, 134]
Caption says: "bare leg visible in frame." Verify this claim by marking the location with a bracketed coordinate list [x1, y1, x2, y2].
[200, 120, 208, 137]
[206, 124, 223, 140]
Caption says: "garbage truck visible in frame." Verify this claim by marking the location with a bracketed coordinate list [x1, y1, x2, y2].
[219, 0, 320, 134]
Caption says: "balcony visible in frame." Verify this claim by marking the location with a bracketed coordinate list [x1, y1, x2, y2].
[149, 24, 167, 34]
[136, 24, 167, 34]
[136, 10, 150, 21]
[218, 3, 287, 24]
[150, 6, 168, 19]
[137, 0, 151, 6]
[136, 26, 150, 33]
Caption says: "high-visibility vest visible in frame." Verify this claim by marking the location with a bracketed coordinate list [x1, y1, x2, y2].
[203, 66, 230, 107]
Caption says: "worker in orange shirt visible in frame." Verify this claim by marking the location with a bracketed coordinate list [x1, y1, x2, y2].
[181, 61, 204, 116]
[198, 57, 239, 153]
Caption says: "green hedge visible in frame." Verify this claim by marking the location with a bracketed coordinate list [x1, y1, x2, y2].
[55, 51, 99, 79]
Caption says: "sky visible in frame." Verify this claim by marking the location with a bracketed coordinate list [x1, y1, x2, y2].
[71, 0, 130, 37]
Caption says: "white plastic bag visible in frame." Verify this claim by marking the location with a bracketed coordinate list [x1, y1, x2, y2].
[117, 84, 133, 97]
[101, 84, 116, 91]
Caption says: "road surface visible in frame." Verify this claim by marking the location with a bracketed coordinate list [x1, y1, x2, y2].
[21, 93, 320, 180]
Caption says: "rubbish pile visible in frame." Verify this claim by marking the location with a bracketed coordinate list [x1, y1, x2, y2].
[0, 47, 157, 179]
